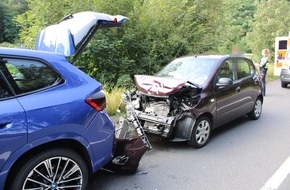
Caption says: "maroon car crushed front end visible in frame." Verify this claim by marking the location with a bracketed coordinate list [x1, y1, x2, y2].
[122, 55, 263, 148]
[132, 75, 201, 140]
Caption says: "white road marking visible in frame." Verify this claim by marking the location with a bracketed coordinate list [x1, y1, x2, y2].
[261, 156, 290, 190]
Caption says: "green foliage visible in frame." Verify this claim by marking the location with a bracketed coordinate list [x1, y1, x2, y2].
[246, 0, 290, 62]
[16, 0, 77, 48]
[0, 1, 21, 43]
[3, 0, 290, 88]
[217, 0, 256, 53]
[104, 87, 126, 116]
[5, 0, 28, 14]
[116, 74, 134, 89]
[266, 62, 279, 82]
[192, 0, 224, 53]
[6, 63, 19, 75]
[74, 0, 205, 89]
[0, 42, 15, 47]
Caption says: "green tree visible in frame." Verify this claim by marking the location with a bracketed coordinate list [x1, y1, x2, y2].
[6, 0, 28, 15]
[191, 0, 224, 53]
[17, 0, 288, 89]
[246, 0, 290, 61]
[216, 0, 255, 53]
[75, 0, 205, 89]
[0, 1, 21, 43]
[16, 0, 94, 48]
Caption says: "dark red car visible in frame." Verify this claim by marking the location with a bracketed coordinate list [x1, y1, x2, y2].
[123, 54, 263, 148]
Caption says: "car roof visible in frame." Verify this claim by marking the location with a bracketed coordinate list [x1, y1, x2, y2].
[0, 47, 66, 60]
[180, 54, 229, 59]
[175, 54, 251, 61]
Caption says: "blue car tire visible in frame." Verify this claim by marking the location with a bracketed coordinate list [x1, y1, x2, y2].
[8, 148, 89, 190]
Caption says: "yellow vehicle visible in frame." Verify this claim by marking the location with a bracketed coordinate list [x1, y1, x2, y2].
[275, 33, 290, 87]
[274, 36, 290, 75]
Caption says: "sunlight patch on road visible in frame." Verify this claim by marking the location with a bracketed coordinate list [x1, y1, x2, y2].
[260, 156, 290, 190]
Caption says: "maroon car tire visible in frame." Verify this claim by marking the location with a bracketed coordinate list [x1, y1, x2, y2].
[248, 97, 262, 120]
[187, 116, 211, 149]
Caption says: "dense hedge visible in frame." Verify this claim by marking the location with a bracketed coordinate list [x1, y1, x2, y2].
[1, 0, 290, 89]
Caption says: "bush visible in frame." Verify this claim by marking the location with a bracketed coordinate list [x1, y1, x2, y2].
[116, 74, 134, 89]
[0, 42, 15, 47]
[266, 62, 279, 82]
[104, 87, 125, 116]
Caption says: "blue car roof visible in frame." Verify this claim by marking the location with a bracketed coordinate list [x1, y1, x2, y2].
[0, 47, 66, 60]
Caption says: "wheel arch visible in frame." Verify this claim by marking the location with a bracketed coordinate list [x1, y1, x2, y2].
[196, 112, 215, 129]
[173, 112, 213, 141]
[197, 112, 213, 124]
[186, 113, 213, 148]
[4, 139, 93, 190]
[258, 94, 264, 103]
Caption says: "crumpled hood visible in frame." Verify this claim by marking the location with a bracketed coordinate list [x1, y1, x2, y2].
[134, 75, 186, 97]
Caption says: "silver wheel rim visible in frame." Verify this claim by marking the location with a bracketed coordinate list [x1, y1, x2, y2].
[254, 99, 262, 118]
[195, 120, 210, 145]
[23, 156, 83, 190]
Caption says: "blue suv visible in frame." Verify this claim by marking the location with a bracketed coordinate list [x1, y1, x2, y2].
[0, 11, 126, 189]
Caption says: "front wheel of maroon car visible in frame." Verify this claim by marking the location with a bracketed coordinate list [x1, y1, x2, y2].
[187, 116, 211, 148]
[248, 97, 262, 120]
[9, 148, 89, 190]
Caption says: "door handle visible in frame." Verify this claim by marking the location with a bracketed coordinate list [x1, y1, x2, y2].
[0, 120, 12, 129]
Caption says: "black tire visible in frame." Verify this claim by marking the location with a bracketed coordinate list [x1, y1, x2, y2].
[248, 97, 262, 120]
[187, 116, 211, 148]
[9, 148, 89, 190]
[281, 82, 287, 88]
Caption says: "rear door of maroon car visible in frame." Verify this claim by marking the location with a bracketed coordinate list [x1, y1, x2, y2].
[233, 58, 260, 114]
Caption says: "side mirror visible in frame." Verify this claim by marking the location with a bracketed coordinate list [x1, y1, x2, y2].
[216, 77, 233, 88]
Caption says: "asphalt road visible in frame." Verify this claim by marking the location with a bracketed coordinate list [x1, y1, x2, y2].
[88, 79, 290, 190]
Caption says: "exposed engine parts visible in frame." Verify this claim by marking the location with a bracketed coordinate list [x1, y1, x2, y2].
[122, 77, 201, 141]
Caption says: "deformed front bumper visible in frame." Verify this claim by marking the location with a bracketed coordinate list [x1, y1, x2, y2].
[103, 116, 150, 173]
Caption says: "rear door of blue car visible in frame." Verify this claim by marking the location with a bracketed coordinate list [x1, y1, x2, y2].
[0, 55, 82, 143]
[0, 58, 27, 170]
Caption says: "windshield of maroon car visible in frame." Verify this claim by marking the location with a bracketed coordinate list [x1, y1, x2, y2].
[156, 57, 216, 86]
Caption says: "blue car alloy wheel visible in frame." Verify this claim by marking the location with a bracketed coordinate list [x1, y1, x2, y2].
[9, 149, 89, 190]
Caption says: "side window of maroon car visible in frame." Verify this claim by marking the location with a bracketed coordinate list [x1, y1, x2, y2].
[218, 61, 233, 80]
[236, 59, 252, 79]
[216, 58, 253, 84]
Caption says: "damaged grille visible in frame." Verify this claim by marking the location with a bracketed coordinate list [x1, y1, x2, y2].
[128, 84, 200, 138]
[137, 101, 175, 136]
